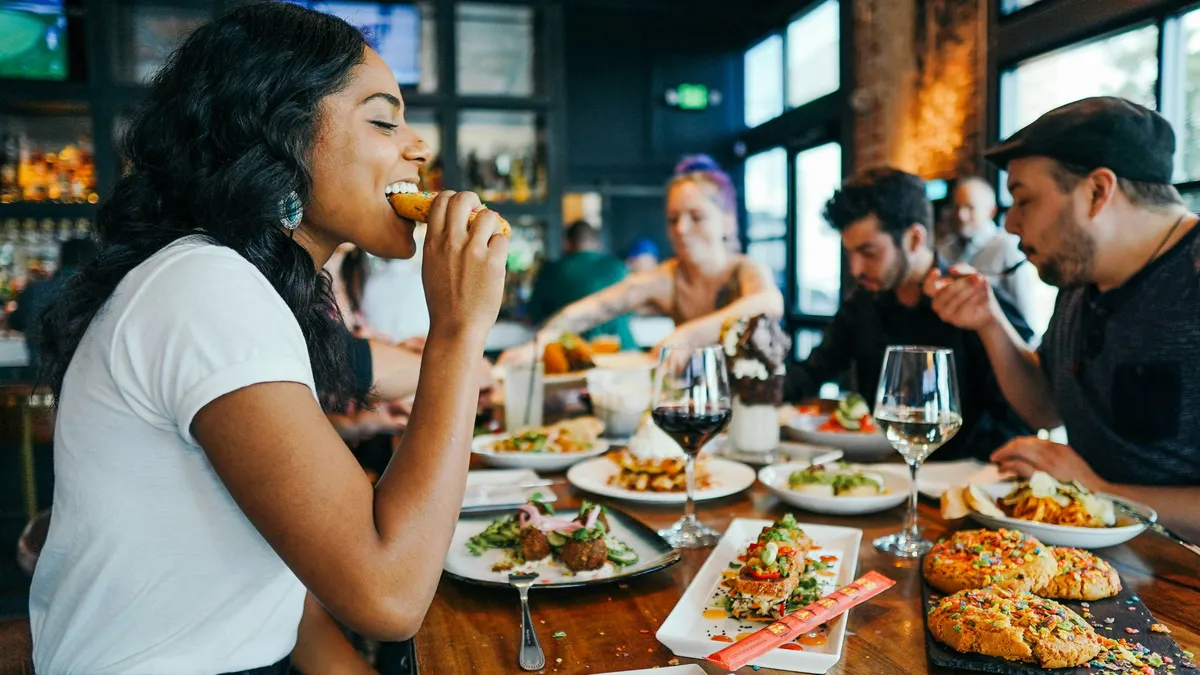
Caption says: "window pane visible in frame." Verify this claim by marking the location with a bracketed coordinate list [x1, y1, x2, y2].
[459, 110, 545, 203]
[1002, 0, 1045, 14]
[113, 3, 208, 84]
[457, 3, 535, 96]
[744, 147, 787, 241]
[748, 239, 787, 292]
[795, 142, 842, 316]
[744, 35, 783, 127]
[786, 0, 839, 109]
[999, 24, 1158, 139]
[1174, 8, 1200, 181]
[794, 328, 823, 360]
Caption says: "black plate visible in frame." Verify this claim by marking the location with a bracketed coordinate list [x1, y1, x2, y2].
[443, 502, 680, 590]
[922, 572, 1188, 674]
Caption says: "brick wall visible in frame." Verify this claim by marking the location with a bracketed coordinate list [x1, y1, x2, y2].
[851, 0, 986, 179]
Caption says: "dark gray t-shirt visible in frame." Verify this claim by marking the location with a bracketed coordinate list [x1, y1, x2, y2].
[1039, 222, 1200, 486]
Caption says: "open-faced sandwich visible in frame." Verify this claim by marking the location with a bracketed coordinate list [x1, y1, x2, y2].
[787, 462, 886, 497]
[486, 417, 604, 454]
[727, 513, 821, 621]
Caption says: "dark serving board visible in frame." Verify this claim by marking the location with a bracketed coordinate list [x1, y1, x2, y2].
[921, 572, 1189, 674]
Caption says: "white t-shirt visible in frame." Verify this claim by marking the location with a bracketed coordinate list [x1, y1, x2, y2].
[30, 237, 316, 674]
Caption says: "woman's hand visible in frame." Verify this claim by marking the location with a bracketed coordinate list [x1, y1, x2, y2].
[421, 191, 508, 342]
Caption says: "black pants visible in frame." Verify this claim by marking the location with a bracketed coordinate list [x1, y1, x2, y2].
[219, 656, 290, 675]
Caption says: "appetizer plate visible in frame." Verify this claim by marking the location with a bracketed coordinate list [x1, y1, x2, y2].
[444, 504, 680, 589]
[965, 482, 1155, 549]
[783, 412, 895, 461]
[758, 461, 910, 515]
[656, 519, 862, 674]
[471, 433, 610, 471]
[566, 456, 757, 504]
[461, 469, 557, 514]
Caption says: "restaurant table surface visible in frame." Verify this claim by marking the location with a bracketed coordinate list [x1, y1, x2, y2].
[417, 464, 1200, 675]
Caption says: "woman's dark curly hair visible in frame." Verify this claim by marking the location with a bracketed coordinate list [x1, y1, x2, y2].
[37, 2, 368, 412]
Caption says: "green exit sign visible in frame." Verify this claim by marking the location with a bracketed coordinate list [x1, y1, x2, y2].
[676, 84, 709, 110]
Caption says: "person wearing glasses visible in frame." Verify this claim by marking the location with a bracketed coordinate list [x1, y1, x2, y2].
[784, 167, 1033, 462]
[927, 97, 1200, 541]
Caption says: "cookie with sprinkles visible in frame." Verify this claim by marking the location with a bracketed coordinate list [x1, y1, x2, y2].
[927, 588, 1103, 668]
[1036, 547, 1122, 601]
[923, 528, 1057, 595]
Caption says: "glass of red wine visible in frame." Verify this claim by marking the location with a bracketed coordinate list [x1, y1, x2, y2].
[651, 344, 732, 548]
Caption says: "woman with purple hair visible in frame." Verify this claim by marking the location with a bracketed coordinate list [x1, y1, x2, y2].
[500, 154, 783, 361]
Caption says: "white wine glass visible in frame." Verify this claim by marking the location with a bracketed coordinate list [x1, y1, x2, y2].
[651, 344, 732, 549]
[872, 346, 962, 558]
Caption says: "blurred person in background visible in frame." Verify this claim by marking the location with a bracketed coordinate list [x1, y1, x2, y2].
[527, 219, 633, 348]
[500, 154, 783, 362]
[9, 238, 98, 367]
[938, 176, 1042, 335]
[624, 236, 660, 275]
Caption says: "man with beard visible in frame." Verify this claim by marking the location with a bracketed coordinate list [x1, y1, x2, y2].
[927, 97, 1200, 541]
[785, 167, 1032, 462]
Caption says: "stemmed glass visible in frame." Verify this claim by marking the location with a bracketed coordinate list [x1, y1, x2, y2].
[872, 346, 962, 558]
[651, 345, 732, 548]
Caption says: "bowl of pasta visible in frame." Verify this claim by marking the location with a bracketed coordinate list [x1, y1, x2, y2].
[939, 471, 1156, 549]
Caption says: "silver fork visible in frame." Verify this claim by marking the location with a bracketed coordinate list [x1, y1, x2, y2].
[507, 572, 545, 671]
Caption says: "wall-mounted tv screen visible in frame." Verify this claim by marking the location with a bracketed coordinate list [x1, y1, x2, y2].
[0, 1, 68, 81]
[284, 2, 420, 86]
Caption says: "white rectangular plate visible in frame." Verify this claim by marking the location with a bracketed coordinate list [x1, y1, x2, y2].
[461, 469, 557, 513]
[656, 519, 862, 674]
[598, 666, 705, 675]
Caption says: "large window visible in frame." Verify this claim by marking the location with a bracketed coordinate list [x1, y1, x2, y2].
[786, 0, 839, 109]
[744, 35, 784, 128]
[744, 148, 788, 291]
[999, 24, 1159, 139]
[794, 143, 842, 316]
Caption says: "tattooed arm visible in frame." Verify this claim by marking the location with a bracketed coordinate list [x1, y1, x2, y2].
[498, 266, 671, 364]
[655, 257, 784, 351]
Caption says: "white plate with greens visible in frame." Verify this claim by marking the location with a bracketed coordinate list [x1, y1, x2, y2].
[759, 461, 910, 515]
[783, 396, 895, 461]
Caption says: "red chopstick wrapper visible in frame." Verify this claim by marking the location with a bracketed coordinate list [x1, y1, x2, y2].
[705, 570, 896, 671]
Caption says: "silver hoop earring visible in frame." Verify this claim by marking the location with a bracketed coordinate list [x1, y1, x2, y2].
[280, 191, 302, 230]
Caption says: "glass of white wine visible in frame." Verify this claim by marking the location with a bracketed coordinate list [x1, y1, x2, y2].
[872, 346, 962, 558]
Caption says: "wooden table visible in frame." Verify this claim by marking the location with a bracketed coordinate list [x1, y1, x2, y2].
[417, 471, 1200, 675]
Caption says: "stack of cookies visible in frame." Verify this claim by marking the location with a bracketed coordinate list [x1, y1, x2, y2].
[923, 528, 1122, 668]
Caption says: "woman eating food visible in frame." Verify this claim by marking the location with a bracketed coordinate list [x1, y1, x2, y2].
[499, 155, 783, 363]
[28, 4, 507, 673]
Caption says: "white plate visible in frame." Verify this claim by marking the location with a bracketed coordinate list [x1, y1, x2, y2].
[471, 433, 610, 471]
[461, 469, 557, 514]
[965, 483, 1155, 549]
[656, 519, 862, 674]
[759, 462, 910, 515]
[444, 504, 680, 589]
[783, 412, 895, 461]
[566, 456, 757, 504]
[709, 436, 844, 468]
[597, 662, 705, 667]
[495, 351, 657, 385]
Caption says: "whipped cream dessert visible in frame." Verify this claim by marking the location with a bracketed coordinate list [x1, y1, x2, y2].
[720, 315, 792, 454]
[625, 413, 686, 460]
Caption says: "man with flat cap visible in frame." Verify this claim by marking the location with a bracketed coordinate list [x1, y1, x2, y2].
[926, 96, 1200, 541]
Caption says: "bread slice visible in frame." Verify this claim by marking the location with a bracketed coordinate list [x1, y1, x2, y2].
[941, 486, 972, 520]
[965, 484, 1006, 518]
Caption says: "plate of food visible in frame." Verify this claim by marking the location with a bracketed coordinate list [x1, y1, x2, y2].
[444, 497, 680, 589]
[655, 515, 861, 674]
[472, 417, 609, 471]
[496, 335, 657, 385]
[940, 471, 1155, 548]
[565, 415, 756, 503]
[782, 394, 895, 461]
[758, 461, 909, 515]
